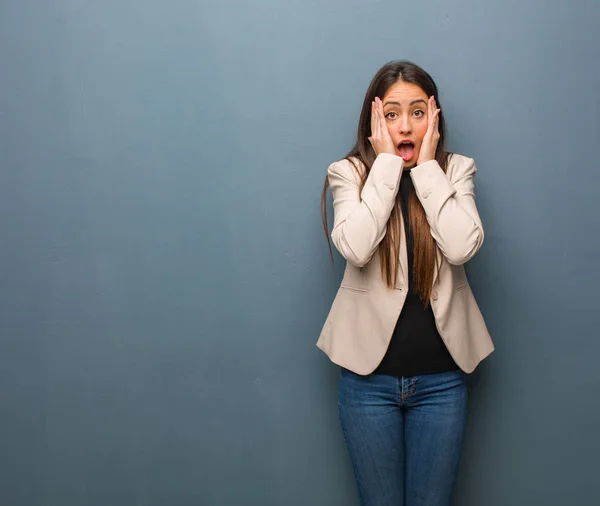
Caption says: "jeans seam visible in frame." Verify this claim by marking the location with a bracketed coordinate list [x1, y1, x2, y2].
[399, 376, 405, 404]
[338, 404, 367, 504]
[400, 376, 417, 402]
[407, 377, 417, 398]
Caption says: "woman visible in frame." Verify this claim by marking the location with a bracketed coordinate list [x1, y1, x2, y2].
[318, 61, 494, 506]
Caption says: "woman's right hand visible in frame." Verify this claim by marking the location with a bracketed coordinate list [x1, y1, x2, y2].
[368, 97, 396, 156]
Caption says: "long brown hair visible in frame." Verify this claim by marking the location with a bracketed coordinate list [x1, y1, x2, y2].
[321, 61, 451, 305]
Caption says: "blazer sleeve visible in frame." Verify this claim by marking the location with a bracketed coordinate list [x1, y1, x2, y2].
[328, 153, 404, 267]
[409, 155, 484, 265]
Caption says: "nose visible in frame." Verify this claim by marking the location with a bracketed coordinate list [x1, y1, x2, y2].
[397, 115, 411, 135]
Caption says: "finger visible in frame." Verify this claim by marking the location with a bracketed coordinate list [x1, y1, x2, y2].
[377, 98, 386, 136]
[375, 98, 384, 136]
[425, 103, 434, 135]
[372, 101, 379, 138]
[371, 99, 380, 151]
[427, 96, 433, 116]
[432, 100, 441, 127]
[370, 101, 376, 137]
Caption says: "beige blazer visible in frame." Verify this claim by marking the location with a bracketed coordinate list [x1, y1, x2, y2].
[317, 153, 494, 375]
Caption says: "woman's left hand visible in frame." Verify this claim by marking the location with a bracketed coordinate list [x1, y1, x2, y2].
[417, 96, 441, 165]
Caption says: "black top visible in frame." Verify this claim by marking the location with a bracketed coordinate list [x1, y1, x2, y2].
[373, 170, 459, 377]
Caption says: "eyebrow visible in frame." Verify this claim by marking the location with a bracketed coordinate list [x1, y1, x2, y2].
[383, 99, 427, 107]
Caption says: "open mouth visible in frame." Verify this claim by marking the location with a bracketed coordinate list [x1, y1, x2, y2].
[397, 141, 415, 161]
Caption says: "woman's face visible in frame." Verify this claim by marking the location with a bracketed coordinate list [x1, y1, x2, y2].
[380, 81, 430, 168]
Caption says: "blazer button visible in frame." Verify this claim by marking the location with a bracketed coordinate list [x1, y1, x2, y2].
[423, 190, 431, 199]
[432, 291, 439, 300]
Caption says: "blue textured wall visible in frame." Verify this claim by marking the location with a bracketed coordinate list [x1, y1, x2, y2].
[1, 1, 599, 504]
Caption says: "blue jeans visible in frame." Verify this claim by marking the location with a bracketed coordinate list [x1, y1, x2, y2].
[338, 369, 468, 506]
